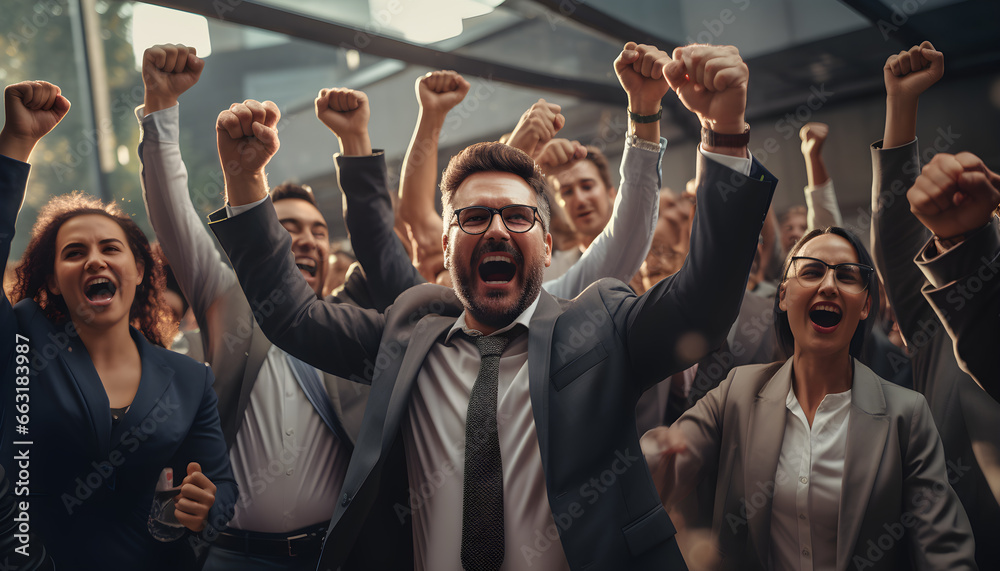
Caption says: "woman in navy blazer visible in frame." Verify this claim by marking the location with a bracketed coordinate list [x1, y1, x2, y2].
[0, 81, 236, 570]
[643, 227, 976, 571]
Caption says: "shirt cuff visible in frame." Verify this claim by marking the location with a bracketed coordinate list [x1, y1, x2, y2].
[136, 103, 181, 144]
[698, 144, 752, 176]
[226, 196, 268, 217]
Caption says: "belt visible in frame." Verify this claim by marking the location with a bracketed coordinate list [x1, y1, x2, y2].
[214, 524, 327, 558]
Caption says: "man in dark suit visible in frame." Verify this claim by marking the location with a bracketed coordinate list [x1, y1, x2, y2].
[210, 42, 776, 570]
[907, 150, 1000, 401]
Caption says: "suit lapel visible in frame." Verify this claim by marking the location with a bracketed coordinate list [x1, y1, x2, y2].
[744, 358, 793, 569]
[836, 360, 889, 570]
[51, 318, 112, 458]
[527, 291, 559, 470]
[112, 330, 174, 450]
[381, 314, 456, 449]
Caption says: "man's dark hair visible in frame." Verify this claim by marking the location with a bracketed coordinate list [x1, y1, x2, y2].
[270, 182, 319, 208]
[773, 226, 879, 359]
[583, 146, 614, 191]
[440, 142, 551, 233]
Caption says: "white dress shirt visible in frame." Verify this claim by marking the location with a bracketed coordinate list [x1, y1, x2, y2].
[402, 297, 571, 571]
[770, 383, 851, 571]
[228, 345, 350, 532]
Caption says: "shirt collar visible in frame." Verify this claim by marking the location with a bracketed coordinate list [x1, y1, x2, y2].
[444, 295, 540, 344]
[785, 381, 852, 412]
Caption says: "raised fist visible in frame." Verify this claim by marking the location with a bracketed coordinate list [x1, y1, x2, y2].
[416, 70, 470, 116]
[799, 122, 829, 157]
[505, 98, 565, 158]
[142, 44, 204, 113]
[0, 81, 70, 162]
[663, 44, 748, 134]
[315, 88, 369, 139]
[216, 99, 280, 181]
[908, 151, 1000, 241]
[884, 41, 943, 101]
[535, 138, 587, 175]
[614, 42, 672, 115]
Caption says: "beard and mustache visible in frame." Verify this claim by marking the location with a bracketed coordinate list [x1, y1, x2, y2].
[450, 239, 545, 330]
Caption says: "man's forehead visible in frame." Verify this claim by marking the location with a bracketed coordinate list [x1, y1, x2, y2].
[274, 198, 328, 227]
[555, 160, 601, 188]
[453, 171, 536, 207]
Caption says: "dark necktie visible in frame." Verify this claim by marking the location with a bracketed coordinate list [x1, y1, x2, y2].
[461, 332, 512, 571]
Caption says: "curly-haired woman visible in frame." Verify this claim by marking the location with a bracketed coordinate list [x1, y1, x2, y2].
[0, 80, 236, 570]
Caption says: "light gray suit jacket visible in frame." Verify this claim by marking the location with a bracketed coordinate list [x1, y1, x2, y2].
[665, 359, 976, 571]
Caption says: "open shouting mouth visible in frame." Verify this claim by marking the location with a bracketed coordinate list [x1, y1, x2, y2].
[84, 276, 117, 307]
[809, 302, 842, 333]
[479, 254, 517, 285]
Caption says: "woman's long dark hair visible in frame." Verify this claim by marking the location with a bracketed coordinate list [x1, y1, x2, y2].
[773, 226, 879, 360]
[11, 192, 176, 347]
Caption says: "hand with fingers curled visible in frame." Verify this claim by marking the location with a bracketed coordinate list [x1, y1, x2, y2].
[614, 42, 672, 116]
[216, 98, 280, 196]
[534, 138, 587, 175]
[799, 122, 828, 157]
[142, 43, 205, 113]
[505, 98, 565, 158]
[315, 87, 371, 156]
[416, 70, 470, 117]
[662, 44, 748, 135]
[173, 462, 218, 533]
[884, 40, 943, 101]
[908, 151, 1000, 244]
[639, 425, 690, 505]
[0, 80, 71, 163]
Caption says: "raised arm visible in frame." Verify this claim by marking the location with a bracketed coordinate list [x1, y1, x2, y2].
[137, 44, 238, 324]
[211, 98, 385, 379]
[0, 80, 70, 335]
[908, 151, 1000, 400]
[623, 44, 777, 388]
[505, 98, 564, 160]
[398, 71, 469, 282]
[315, 87, 424, 309]
[799, 122, 843, 230]
[542, 43, 669, 298]
[870, 41, 944, 343]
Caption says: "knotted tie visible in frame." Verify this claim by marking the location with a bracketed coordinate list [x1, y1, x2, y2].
[461, 332, 512, 571]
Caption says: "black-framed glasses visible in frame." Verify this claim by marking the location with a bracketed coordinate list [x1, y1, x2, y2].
[786, 256, 874, 294]
[452, 205, 540, 235]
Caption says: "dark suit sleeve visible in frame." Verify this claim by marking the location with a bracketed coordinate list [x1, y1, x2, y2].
[1, 156, 30, 452]
[916, 219, 1000, 401]
[870, 139, 937, 345]
[170, 364, 237, 542]
[902, 392, 977, 570]
[209, 196, 386, 382]
[337, 152, 425, 310]
[617, 153, 777, 390]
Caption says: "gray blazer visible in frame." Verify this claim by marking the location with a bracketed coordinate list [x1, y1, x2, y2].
[665, 359, 976, 571]
[210, 153, 778, 570]
[871, 139, 1000, 567]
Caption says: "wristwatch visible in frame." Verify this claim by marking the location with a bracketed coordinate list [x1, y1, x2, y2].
[701, 123, 750, 148]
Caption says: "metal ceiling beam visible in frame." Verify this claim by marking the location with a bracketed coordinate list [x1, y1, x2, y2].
[518, 0, 679, 52]
[514, 0, 700, 139]
[837, 0, 930, 48]
[143, 0, 627, 105]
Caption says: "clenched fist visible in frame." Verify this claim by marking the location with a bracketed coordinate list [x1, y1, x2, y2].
[142, 44, 204, 113]
[0, 80, 71, 162]
[908, 151, 1000, 243]
[315, 88, 371, 156]
[416, 70, 470, 117]
[884, 41, 943, 102]
[216, 99, 280, 202]
[506, 99, 565, 158]
[615, 42, 672, 116]
[663, 44, 748, 135]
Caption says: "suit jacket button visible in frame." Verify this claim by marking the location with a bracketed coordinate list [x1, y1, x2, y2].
[341, 493, 351, 507]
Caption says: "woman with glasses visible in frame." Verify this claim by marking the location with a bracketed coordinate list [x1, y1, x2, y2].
[642, 227, 976, 571]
